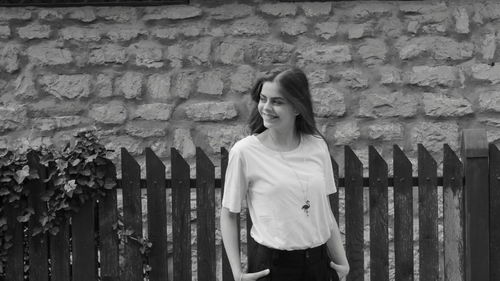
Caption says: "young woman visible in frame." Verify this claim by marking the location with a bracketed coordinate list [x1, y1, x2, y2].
[220, 68, 349, 281]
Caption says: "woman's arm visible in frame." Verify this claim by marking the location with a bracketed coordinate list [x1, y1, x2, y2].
[326, 215, 350, 278]
[220, 207, 243, 280]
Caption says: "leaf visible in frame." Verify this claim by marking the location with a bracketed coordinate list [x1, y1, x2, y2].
[14, 165, 30, 184]
[85, 154, 98, 164]
[0, 177, 12, 183]
[0, 187, 9, 196]
[71, 158, 81, 166]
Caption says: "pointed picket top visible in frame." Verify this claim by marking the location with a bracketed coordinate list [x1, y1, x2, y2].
[171, 148, 189, 175]
[369, 145, 387, 174]
[121, 148, 140, 176]
[145, 147, 165, 174]
[344, 145, 362, 168]
[197, 147, 215, 176]
[418, 144, 437, 171]
[443, 144, 462, 193]
[393, 145, 412, 174]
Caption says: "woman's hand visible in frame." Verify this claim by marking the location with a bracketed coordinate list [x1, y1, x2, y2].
[329, 261, 349, 281]
[238, 269, 270, 281]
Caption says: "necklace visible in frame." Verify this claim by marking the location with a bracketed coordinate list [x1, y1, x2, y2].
[268, 132, 311, 216]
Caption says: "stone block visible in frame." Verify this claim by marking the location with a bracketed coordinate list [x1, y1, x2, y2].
[350, 3, 394, 21]
[106, 26, 146, 41]
[39, 74, 91, 99]
[0, 105, 27, 133]
[184, 37, 212, 65]
[172, 70, 196, 99]
[423, 92, 473, 117]
[185, 102, 237, 121]
[26, 41, 72, 66]
[297, 44, 351, 65]
[96, 7, 136, 23]
[89, 44, 128, 65]
[377, 17, 403, 38]
[28, 99, 86, 117]
[333, 121, 360, 145]
[259, 3, 297, 17]
[173, 128, 196, 158]
[474, 3, 500, 22]
[208, 4, 253, 20]
[197, 71, 224, 95]
[247, 40, 294, 65]
[405, 65, 457, 87]
[147, 73, 172, 101]
[95, 73, 114, 98]
[481, 33, 497, 61]
[335, 69, 369, 89]
[307, 69, 330, 85]
[151, 24, 202, 40]
[68, 7, 96, 22]
[230, 16, 269, 36]
[367, 123, 403, 141]
[0, 8, 31, 21]
[17, 22, 51, 39]
[358, 89, 418, 118]
[115, 72, 143, 99]
[125, 121, 168, 138]
[200, 125, 246, 153]
[129, 41, 163, 68]
[410, 121, 459, 153]
[279, 17, 308, 36]
[59, 26, 101, 42]
[214, 38, 246, 64]
[230, 65, 255, 93]
[398, 36, 473, 60]
[315, 21, 338, 40]
[311, 86, 345, 117]
[89, 101, 127, 124]
[143, 5, 202, 21]
[358, 38, 387, 66]
[134, 103, 175, 121]
[478, 90, 500, 112]
[33, 116, 88, 132]
[0, 25, 10, 38]
[379, 66, 402, 85]
[166, 44, 183, 68]
[0, 43, 20, 73]
[301, 2, 331, 17]
[38, 9, 65, 21]
[471, 63, 500, 84]
[453, 7, 469, 34]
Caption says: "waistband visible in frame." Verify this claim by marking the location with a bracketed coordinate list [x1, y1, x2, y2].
[257, 243, 328, 264]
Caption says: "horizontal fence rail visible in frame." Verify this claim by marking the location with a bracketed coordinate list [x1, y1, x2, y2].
[1, 129, 499, 281]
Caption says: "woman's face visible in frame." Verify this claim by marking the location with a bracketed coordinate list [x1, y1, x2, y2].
[258, 81, 297, 133]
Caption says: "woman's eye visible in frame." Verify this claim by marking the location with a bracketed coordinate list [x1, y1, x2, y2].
[259, 95, 266, 101]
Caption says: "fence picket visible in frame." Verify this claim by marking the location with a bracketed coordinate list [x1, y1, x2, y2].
[99, 160, 119, 281]
[120, 148, 143, 281]
[196, 147, 216, 281]
[5, 203, 23, 281]
[489, 144, 500, 281]
[330, 156, 339, 221]
[443, 144, 464, 281]
[26, 151, 48, 281]
[345, 146, 364, 281]
[418, 144, 439, 281]
[221, 147, 237, 281]
[369, 146, 389, 281]
[71, 199, 96, 281]
[393, 145, 413, 281]
[171, 148, 191, 281]
[145, 148, 168, 281]
[49, 215, 70, 281]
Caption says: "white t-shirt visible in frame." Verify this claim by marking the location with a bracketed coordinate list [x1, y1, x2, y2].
[222, 133, 337, 250]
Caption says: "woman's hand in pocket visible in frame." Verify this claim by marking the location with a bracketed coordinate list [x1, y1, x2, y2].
[329, 261, 349, 281]
[239, 269, 270, 281]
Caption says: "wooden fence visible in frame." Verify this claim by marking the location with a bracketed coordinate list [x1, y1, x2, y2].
[1, 129, 499, 281]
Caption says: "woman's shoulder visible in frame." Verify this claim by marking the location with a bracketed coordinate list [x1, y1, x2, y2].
[230, 135, 259, 153]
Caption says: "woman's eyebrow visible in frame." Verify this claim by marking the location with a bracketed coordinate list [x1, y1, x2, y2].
[260, 93, 285, 100]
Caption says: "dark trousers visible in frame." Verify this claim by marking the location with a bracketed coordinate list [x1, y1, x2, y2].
[248, 243, 340, 281]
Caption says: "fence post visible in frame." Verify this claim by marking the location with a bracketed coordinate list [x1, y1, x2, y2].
[461, 129, 489, 281]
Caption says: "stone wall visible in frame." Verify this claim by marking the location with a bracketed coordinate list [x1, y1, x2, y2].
[1, 0, 500, 177]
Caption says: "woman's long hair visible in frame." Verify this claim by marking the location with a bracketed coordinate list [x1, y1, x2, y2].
[248, 68, 323, 138]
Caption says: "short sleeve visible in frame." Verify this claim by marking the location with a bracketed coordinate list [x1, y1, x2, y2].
[322, 141, 337, 195]
[221, 146, 248, 213]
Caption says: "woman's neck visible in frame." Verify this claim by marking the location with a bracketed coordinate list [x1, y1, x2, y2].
[265, 128, 300, 151]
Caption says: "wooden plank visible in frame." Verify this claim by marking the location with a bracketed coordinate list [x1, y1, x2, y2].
[49, 216, 70, 281]
[120, 148, 143, 281]
[393, 145, 413, 281]
[344, 146, 364, 281]
[196, 147, 216, 281]
[369, 146, 389, 281]
[145, 148, 168, 281]
[418, 144, 439, 281]
[99, 161, 119, 281]
[461, 129, 489, 281]
[443, 144, 464, 281]
[26, 151, 48, 281]
[329, 156, 339, 221]
[5, 203, 24, 281]
[71, 199, 96, 281]
[171, 148, 191, 281]
[489, 144, 500, 281]
[220, 148, 236, 281]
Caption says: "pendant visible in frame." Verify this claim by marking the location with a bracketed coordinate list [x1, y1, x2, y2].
[301, 200, 310, 216]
